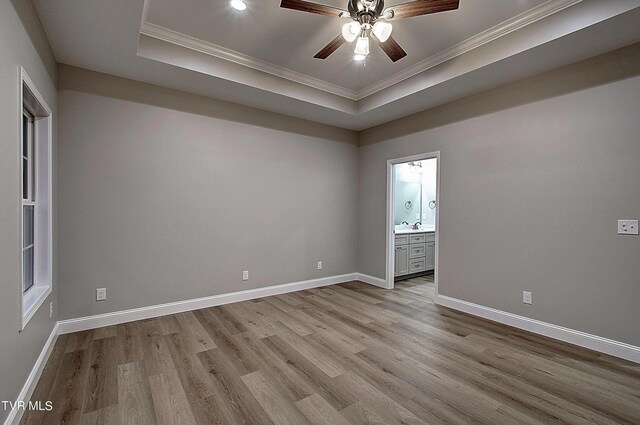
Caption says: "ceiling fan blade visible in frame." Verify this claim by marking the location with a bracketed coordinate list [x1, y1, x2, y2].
[375, 35, 407, 62]
[386, 0, 459, 20]
[314, 34, 347, 59]
[280, 0, 347, 17]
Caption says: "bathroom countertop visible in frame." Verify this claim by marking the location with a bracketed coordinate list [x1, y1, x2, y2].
[395, 228, 436, 235]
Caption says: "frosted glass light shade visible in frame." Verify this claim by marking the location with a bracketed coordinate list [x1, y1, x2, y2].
[229, 0, 247, 11]
[372, 21, 392, 42]
[342, 22, 361, 42]
[354, 36, 370, 56]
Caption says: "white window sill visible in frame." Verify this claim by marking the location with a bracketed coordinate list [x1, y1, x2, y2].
[22, 284, 51, 330]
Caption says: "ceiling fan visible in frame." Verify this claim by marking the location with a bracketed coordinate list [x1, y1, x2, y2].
[280, 0, 460, 62]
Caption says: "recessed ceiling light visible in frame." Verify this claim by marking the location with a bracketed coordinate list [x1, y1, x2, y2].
[354, 54, 366, 61]
[229, 0, 247, 11]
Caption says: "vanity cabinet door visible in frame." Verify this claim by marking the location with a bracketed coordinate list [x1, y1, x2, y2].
[426, 242, 435, 270]
[395, 245, 409, 276]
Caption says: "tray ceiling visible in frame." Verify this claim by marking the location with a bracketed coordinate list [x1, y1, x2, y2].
[143, 0, 548, 94]
[32, 0, 640, 129]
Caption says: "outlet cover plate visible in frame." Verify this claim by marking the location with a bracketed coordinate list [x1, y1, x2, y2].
[523, 291, 532, 305]
[618, 220, 639, 235]
[242, 271, 249, 281]
[96, 288, 107, 301]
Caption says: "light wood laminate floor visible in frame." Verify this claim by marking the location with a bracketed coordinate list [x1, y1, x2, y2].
[21, 276, 640, 425]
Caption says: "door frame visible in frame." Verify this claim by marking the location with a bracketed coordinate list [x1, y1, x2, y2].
[385, 151, 441, 296]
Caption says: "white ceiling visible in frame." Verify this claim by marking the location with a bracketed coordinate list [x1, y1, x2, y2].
[144, 0, 548, 92]
[32, 0, 640, 130]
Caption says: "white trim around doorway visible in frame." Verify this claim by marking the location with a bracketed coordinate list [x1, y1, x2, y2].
[386, 152, 441, 295]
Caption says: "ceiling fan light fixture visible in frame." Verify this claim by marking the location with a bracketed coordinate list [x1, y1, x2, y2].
[354, 36, 370, 56]
[372, 21, 392, 42]
[229, 0, 247, 11]
[341, 22, 360, 43]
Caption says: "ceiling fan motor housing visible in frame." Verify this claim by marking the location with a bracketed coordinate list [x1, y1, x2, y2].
[348, 0, 385, 22]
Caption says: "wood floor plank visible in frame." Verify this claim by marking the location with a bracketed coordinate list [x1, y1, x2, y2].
[189, 392, 238, 425]
[117, 322, 144, 365]
[156, 315, 181, 335]
[339, 402, 390, 425]
[164, 332, 217, 402]
[65, 330, 95, 353]
[334, 370, 427, 425]
[35, 348, 91, 425]
[296, 393, 351, 425]
[117, 362, 156, 425]
[262, 335, 357, 411]
[274, 324, 347, 378]
[83, 337, 118, 413]
[140, 330, 175, 377]
[241, 369, 312, 425]
[197, 348, 275, 425]
[239, 334, 315, 402]
[93, 325, 118, 340]
[204, 306, 248, 335]
[174, 311, 217, 353]
[220, 302, 280, 338]
[148, 372, 198, 425]
[22, 275, 640, 425]
[80, 405, 120, 425]
[193, 309, 262, 376]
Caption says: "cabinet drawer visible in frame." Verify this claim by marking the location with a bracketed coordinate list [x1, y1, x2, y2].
[409, 243, 426, 259]
[426, 233, 435, 242]
[394, 234, 409, 246]
[409, 258, 426, 273]
[409, 234, 426, 244]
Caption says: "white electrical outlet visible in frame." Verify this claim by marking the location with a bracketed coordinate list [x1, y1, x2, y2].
[49, 302, 53, 318]
[523, 291, 532, 305]
[96, 288, 107, 301]
[317, 261, 323, 270]
[242, 271, 249, 281]
[618, 220, 639, 235]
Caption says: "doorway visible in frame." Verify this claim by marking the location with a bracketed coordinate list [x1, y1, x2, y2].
[385, 152, 440, 294]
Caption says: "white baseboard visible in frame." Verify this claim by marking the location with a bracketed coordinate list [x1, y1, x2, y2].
[4, 323, 59, 425]
[356, 273, 388, 288]
[58, 273, 357, 334]
[436, 295, 640, 364]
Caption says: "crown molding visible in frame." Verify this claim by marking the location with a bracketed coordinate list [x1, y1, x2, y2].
[139, 22, 359, 100]
[140, 0, 583, 102]
[356, 0, 584, 99]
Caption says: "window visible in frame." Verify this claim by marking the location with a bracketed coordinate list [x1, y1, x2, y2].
[22, 109, 35, 294]
[20, 69, 53, 330]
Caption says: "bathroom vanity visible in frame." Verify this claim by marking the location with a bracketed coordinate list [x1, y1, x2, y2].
[394, 230, 435, 278]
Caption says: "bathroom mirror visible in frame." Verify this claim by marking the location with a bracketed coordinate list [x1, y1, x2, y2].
[394, 159, 437, 227]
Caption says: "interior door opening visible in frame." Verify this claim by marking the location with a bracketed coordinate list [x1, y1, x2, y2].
[386, 153, 439, 293]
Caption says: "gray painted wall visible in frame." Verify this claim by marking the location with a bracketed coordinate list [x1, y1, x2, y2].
[0, 1, 57, 422]
[57, 65, 359, 320]
[358, 43, 640, 347]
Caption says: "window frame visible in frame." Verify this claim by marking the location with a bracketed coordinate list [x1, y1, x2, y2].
[22, 109, 36, 295]
[20, 68, 53, 330]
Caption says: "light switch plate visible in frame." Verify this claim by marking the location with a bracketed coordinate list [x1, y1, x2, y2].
[523, 291, 532, 305]
[96, 288, 106, 301]
[618, 220, 639, 235]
